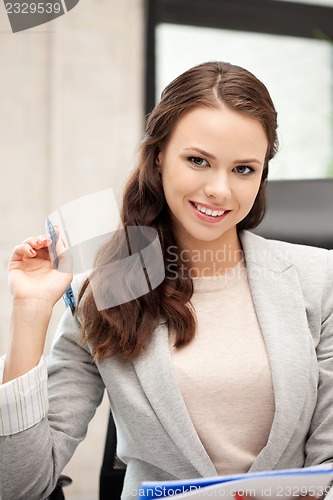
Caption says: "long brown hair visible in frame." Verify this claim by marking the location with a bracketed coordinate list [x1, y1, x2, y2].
[79, 61, 278, 361]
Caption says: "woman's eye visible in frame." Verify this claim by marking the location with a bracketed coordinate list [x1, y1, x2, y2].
[188, 157, 209, 167]
[234, 165, 254, 175]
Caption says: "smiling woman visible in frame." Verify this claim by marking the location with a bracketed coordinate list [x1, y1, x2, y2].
[157, 105, 268, 271]
[0, 62, 332, 500]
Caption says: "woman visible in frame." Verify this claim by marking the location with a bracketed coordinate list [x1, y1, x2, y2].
[1, 62, 332, 499]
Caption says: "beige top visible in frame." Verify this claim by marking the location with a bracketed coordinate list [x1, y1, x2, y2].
[170, 260, 275, 475]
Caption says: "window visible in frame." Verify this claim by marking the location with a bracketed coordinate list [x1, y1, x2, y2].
[145, 0, 333, 179]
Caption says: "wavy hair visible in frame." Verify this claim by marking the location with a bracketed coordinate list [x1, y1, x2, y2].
[79, 61, 278, 361]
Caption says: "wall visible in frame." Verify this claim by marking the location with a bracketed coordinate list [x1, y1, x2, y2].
[0, 0, 144, 497]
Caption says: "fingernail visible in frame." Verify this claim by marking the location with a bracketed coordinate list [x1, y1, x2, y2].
[30, 248, 37, 256]
[234, 494, 244, 500]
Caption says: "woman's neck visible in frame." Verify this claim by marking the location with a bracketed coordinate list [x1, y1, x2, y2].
[175, 229, 244, 277]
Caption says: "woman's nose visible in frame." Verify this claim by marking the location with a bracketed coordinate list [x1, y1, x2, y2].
[203, 171, 232, 202]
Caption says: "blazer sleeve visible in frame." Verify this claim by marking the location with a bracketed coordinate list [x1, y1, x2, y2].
[0, 308, 105, 500]
[305, 250, 333, 465]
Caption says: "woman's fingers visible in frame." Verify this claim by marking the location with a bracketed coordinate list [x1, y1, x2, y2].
[56, 238, 72, 274]
[11, 236, 51, 261]
[22, 235, 50, 246]
[10, 242, 38, 261]
[10, 232, 72, 275]
[299, 497, 319, 500]
[10, 235, 54, 266]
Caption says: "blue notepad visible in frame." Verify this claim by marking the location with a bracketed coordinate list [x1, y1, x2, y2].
[138, 465, 333, 499]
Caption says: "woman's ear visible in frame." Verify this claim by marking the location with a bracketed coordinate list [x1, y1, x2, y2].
[156, 151, 163, 172]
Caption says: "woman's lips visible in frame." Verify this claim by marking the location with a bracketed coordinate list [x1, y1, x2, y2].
[190, 201, 230, 223]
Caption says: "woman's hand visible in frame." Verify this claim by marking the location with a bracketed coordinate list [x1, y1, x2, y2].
[237, 495, 319, 499]
[8, 232, 72, 307]
[241, 496, 319, 499]
[299, 497, 319, 500]
[3, 232, 73, 383]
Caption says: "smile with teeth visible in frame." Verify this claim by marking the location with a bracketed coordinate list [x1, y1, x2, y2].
[193, 202, 225, 217]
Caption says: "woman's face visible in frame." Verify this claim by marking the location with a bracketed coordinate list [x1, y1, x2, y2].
[158, 105, 268, 251]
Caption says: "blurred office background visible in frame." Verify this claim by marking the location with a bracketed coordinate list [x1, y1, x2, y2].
[0, 0, 333, 497]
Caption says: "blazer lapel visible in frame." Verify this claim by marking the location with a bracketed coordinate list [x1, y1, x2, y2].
[133, 322, 217, 478]
[240, 231, 311, 472]
[134, 230, 312, 477]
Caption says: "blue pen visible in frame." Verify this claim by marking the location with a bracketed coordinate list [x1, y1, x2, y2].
[45, 218, 76, 315]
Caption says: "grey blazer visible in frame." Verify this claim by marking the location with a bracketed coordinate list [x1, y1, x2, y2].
[1, 230, 333, 500]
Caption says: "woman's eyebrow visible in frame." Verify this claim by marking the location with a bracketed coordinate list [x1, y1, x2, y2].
[232, 158, 263, 165]
[184, 147, 262, 165]
[183, 147, 216, 159]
